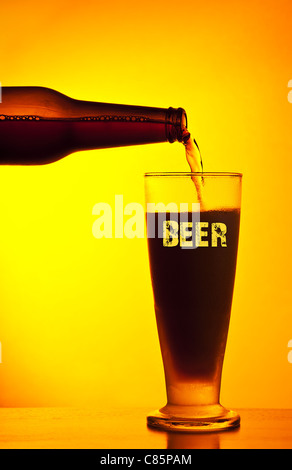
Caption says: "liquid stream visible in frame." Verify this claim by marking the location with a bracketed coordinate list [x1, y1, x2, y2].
[182, 128, 204, 208]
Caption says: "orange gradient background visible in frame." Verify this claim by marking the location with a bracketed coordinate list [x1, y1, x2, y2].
[0, 0, 292, 410]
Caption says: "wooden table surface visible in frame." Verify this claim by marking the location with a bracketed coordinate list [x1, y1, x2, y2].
[0, 407, 291, 449]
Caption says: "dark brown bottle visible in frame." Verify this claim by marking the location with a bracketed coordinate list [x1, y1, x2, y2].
[0, 87, 187, 165]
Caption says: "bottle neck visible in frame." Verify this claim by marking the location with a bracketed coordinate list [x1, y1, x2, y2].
[69, 99, 187, 143]
[64, 101, 188, 148]
[165, 107, 187, 143]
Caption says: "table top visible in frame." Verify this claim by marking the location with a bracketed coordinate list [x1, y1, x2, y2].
[0, 406, 291, 449]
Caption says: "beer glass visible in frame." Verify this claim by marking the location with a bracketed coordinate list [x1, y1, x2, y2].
[145, 172, 242, 432]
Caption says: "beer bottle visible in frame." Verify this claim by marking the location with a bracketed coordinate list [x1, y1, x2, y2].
[0, 87, 187, 165]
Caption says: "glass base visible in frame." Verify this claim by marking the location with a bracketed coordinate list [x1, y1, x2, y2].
[147, 404, 240, 433]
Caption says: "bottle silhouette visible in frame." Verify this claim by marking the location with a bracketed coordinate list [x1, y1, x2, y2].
[0, 87, 187, 165]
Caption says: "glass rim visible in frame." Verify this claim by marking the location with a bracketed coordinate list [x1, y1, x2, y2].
[144, 172, 242, 177]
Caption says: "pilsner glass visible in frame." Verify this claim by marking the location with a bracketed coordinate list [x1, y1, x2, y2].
[145, 172, 242, 432]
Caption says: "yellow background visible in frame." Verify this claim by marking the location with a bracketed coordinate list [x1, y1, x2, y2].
[0, 0, 292, 410]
